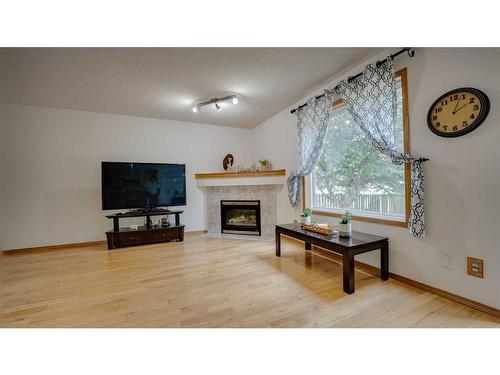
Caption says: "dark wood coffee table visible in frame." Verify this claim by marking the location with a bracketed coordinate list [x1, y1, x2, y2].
[275, 223, 389, 294]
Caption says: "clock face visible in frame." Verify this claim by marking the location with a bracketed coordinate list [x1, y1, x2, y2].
[427, 88, 490, 137]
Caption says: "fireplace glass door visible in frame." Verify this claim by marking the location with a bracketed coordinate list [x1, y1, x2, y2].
[221, 200, 261, 236]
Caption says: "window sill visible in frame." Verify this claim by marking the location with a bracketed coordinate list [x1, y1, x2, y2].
[311, 209, 408, 228]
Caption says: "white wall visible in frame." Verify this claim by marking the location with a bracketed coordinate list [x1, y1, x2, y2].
[0, 101, 6, 246]
[0, 104, 253, 250]
[251, 48, 500, 309]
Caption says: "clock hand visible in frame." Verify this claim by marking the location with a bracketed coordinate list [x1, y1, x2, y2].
[452, 98, 461, 114]
[454, 103, 467, 113]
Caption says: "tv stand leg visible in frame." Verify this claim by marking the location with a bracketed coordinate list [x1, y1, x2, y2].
[106, 233, 114, 250]
[113, 217, 119, 232]
[175, 213, 180, 226]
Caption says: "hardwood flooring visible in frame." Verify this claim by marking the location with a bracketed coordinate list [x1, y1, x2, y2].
[1, 234, 499, 328]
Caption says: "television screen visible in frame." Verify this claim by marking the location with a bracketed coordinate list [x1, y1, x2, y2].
[101, 162, 186, 210]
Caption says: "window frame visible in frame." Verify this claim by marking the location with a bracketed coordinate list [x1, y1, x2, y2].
[303, 68, 411, 228]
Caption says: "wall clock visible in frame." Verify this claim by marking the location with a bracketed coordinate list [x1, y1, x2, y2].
[427, 87, 490, 137]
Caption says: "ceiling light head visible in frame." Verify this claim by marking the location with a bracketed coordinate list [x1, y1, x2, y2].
[192, 94, 240, 113]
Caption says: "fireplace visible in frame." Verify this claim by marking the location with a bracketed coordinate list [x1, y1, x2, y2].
[221, 200, 261, 236]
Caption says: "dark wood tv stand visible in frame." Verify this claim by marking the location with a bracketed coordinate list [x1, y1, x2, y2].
[105, 210, 184, 250]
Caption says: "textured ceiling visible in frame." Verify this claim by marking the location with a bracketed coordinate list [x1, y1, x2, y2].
[0, 48, 380, 128]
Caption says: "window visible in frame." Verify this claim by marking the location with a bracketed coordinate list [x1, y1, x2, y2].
[308, 68, 410, 226]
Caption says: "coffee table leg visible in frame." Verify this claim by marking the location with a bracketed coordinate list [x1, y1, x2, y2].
[305, 242, 311, 251]
[381, 241, 389, 280]
[275, 227, 281, 257]
[343, 253, 355, 294]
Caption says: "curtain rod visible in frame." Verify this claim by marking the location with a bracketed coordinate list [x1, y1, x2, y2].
[290, 48, 415, 114]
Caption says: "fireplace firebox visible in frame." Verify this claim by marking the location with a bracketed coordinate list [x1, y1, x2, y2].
[221, 200, 261, 236]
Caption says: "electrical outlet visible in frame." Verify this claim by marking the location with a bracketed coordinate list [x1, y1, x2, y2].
[467, 257, 484, 278]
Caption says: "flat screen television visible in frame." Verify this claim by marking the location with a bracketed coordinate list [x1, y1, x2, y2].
[101, 162, 186, 210]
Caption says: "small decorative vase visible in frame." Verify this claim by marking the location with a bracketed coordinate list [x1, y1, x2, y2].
[338, 223, 352, 238]
[260, 164, 272, 171]
[300, 216, 311, 224]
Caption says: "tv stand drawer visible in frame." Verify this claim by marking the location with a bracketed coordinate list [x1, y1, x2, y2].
[117, 232, 145, 246]
[149, 229, 177, 243]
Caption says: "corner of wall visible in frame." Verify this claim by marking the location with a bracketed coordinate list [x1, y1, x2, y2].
[249, 105, 303, 224]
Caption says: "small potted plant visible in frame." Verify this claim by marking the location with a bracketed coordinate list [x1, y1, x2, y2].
[258, 159, 272, 171]
[300, 208, 312, 224]
[338, 211, 352, 238]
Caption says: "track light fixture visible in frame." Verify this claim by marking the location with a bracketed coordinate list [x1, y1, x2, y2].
[192, 94, 239, 113]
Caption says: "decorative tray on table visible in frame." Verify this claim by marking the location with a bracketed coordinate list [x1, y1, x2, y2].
[302, 222, 339, 236]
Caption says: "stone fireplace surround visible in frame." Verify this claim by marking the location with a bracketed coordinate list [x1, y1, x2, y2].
[196, 170, 287, 240]
[206, 185, 280, 239]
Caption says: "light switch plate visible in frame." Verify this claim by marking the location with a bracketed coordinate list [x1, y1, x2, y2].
[440, 252, 453, 269]
[467, 257, 484, 278]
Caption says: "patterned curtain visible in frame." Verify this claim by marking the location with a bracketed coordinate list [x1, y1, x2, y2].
[331, 56, 427, 237]
[287, 93, 333, 206]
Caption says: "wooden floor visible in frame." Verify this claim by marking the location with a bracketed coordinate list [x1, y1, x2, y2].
[1, 234, 499, 328]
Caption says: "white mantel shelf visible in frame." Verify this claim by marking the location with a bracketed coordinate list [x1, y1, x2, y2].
[195, 169, 286, 187]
